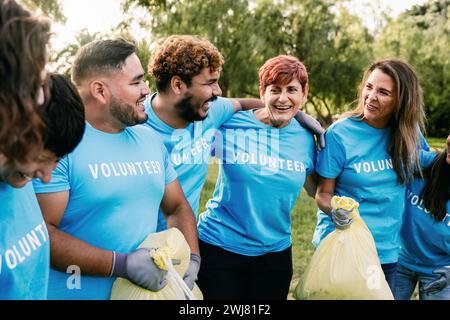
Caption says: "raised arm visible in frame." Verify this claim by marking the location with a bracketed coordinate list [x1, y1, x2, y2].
[229, 98, 264, 112]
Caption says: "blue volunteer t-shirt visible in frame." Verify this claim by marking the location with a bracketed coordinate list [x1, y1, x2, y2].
[313, 117, 409, 264]
[399, 165, 450, 275]
[33, 122, 177, 300]
[0, 182, 49, 299]
[144, 93, 234, 231]
[198, 110, 316, 256]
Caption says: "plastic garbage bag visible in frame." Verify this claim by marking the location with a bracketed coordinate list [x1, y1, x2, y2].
[295, 196, 394, 300]
[110, 228, 203, 300]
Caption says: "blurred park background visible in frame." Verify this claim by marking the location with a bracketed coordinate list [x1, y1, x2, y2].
[24, 0, 449, 136]
[24, 0, 449, 298]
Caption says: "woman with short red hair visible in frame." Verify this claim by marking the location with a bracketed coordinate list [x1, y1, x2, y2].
[197, 55, 317, 299]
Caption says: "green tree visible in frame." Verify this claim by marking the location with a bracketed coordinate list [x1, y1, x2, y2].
[375, 0, 450, 137]
[123, 0, 374, 125]
[52, 29, 102, 77]
[19, 0, 66, 22]
[124, 0, 262, 96]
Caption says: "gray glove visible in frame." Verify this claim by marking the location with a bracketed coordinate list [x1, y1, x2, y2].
[294, 111, 326, 151]
[111, 248, 168, 291]
[183, 253, 201, 290]
[331, 208, 353, 230]
[423, 266, 450, 295]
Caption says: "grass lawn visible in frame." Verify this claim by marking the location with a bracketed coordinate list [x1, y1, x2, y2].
[197, 136, 446, 300]
[427, 136, 447, 151]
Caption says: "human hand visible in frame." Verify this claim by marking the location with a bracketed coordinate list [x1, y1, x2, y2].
[183, 253, 201, 290]
[423, 266, 450, 295]
[111, 248, 169, 291]
[294, 111, 325, 151]
[331, 208, 353, 230]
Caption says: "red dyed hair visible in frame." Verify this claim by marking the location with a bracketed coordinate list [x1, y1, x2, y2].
[258, 55, 308, 97]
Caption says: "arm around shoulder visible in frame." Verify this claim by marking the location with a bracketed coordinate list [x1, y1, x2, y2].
[229, 97, 264, 112]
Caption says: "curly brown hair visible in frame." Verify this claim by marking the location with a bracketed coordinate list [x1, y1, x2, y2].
[0, 0, 50, 165]
[149, 35, 224, 92]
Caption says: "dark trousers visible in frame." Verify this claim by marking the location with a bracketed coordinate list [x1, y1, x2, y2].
[381, 262, 398, 294]
[197, 240, 293, 300]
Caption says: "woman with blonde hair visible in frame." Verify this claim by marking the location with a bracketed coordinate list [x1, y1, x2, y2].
[314, 59, 427, 292]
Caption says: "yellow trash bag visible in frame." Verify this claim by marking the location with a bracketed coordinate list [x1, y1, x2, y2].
[110, 228, 203, 300]
[295, 196, 394, 300]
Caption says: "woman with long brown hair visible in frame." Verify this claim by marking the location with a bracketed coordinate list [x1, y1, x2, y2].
[314, 59, 427, 292]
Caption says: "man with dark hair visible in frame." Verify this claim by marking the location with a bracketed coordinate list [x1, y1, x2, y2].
[145, 35, 324, 290]
[33, 39, 199, 300]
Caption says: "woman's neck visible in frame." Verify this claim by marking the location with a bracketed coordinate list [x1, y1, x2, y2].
[254, 108, 289, 128]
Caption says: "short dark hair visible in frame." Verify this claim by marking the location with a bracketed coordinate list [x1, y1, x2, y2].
[71, 39, 136, 85]
[40, 74, 85, 158]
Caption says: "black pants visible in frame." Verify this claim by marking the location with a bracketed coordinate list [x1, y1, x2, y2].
[197, 240, 293, 300]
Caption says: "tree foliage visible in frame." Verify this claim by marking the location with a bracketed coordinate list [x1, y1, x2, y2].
[47, 0, 446, 134]
[122, 0, 374, 125]
[19, 0, 66, 22]
[375, 0, 450, 137]
[51, 29, 103, 76]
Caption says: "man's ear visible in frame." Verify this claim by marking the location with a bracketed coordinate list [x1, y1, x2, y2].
[170, 76, 187, 95]
[89, 80, 109, 104]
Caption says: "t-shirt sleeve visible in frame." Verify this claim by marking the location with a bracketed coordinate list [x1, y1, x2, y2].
[306, 133, 317, 176]
[418, 129, 430, 151]
[209, 97, 235, 128]
[162, 144, 178, 185]
[33, 155, 71, 194]
[315, 128, 346, 179]
[419, 149, 438, 169]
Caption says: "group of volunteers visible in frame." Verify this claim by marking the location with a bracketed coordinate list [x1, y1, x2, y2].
[1, 0, 448, 301]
